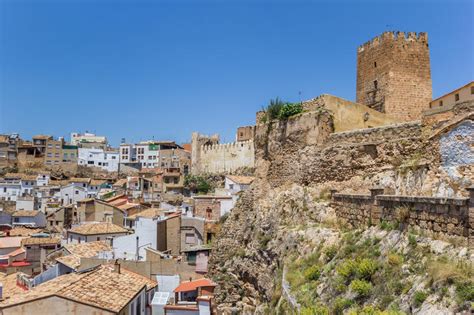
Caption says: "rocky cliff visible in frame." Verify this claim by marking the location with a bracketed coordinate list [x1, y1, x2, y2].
[209, 103, 474, 314]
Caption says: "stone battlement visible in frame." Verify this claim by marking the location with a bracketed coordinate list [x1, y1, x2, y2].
[202, 140, 253, 152]
[331, 188, 474, 247]
[358, 31, 428, 53]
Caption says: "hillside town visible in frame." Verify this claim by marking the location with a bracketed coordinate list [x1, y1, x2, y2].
[0, 125, 258, 314]
[0, 29, 473, 314]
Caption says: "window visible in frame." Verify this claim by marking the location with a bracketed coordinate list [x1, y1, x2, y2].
[373, 80, 378, 89]
[47, 144, 52, 148]
[136, 295, 141, 315]
[14, 217, 19, 222]
[55, 153, 59, 157]
[55, 145, 60, 149]
[471, 86, 474, 95]
[229, 184, 234, 190]
[47, 153, 52, 157]
[240, 132, 243, 137]
[374, 61, 377, 68]
[206, 207, 212, 219]
[185, 233, 195, 244]
[439, 100, 443, 107]
[98, 162, 102, 166]
[3, 187, 6, 192]
[455, 93, 460, 101]
[111, 156, 116, 159]
[97, 237, 100, 241]
[88, 161, 94, 165]
[75, 190, 79, 195]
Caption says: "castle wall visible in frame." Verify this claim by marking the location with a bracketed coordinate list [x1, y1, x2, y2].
[302, 94, 399, 132]
[356, 31, 432, 122]
[331, 189, 473, 247]
[197, 140, 255, 174]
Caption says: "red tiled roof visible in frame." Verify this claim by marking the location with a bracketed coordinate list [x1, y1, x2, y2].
[174, 278, 216, 293]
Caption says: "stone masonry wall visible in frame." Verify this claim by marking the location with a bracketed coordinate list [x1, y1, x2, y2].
[331, 188, 473, 247]
[356, 31, 432, 122]
[191, 132, 255, 174]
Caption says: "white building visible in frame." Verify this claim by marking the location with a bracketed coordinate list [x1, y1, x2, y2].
[120, 142, 160, 168]
[224, 175, 254, 194]
[36, 173, 50, 187]
[60, 178, 105, 205]
[0, 175, 21, 201]
[70, 132, 107, 146]
[113, 216, 158, 261]
[78, 148, 119, 172]
[120, 141, 187, 169]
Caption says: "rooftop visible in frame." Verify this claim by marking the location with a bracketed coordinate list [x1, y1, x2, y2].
[0, 264, 157, 312]
[21, 237, 61, 246]
[0, 237, 25, 249]
[174, 278, 216, 293]
[226, 175, 255, 185]
[8, 227, 43, 237]
[69, 177, 91, 184]
[68, 222, 129, 235]
[56, 241, 112, 270]
[11, 210, 41, 217]
[127, 208, 164, 220]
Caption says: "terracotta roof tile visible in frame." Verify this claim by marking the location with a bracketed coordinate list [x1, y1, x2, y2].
[127, 208, 164, 220]
[56, 241, 112, 270]
[12, 210, 41, 217]
[70, 177, 91, 184]
[174, 278, 216, 293]
[69, 222, 128, 236]
[21, 237, 61, 246]
[0, 264, 157, 312]
[0, 237, 25, 249]
[8, 227, 43, 237]
[226, 175, 255, 185]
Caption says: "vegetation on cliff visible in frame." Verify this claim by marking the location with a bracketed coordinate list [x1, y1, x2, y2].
[261, 97, 303, 122]
[209, 184, 473, 314]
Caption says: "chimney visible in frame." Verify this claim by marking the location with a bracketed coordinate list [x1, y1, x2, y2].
[114, 259, 121, 274]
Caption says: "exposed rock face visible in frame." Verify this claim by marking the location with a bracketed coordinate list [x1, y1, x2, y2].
[209, 104, 474, 314]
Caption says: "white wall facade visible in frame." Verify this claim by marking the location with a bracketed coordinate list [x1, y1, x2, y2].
[60, 184, 87, 205]
[0, 182, 21, 201]
[36, 174, 50, 187]
[78, 148, 119, 172]
[113, 217, 157, 261]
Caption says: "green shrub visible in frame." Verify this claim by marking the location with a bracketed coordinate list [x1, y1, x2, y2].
[337, 259, 357, 281]
[304, 265, 321, 281]
[350, 279, 373, 297]
[258, 233, 272, 249]
[301, 304, 330, 315]
[356, 258, 378, 280]
[456, 281, 474, 302]
[324, 245, 338, 261]
[408, 234, 417, 247]
[265, 98, 285, 120]
[184, 175, 211, 194]
[332, 297, 353, 315]
[413, 290, 428, 308]
[279, 102, 303, 119]
[387, 253, 403, 266]
[380, 220, 397, 231]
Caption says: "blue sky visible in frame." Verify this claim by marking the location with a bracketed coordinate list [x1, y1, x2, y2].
[1, 0, 472, 146]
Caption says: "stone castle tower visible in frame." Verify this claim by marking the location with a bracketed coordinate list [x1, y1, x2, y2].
[356, 31, 433, 121]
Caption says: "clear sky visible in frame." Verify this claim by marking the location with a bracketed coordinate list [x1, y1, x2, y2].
[1, 0, 472, 146]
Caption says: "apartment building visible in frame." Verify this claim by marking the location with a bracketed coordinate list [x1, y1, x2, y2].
[78, 147, 119, 172]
